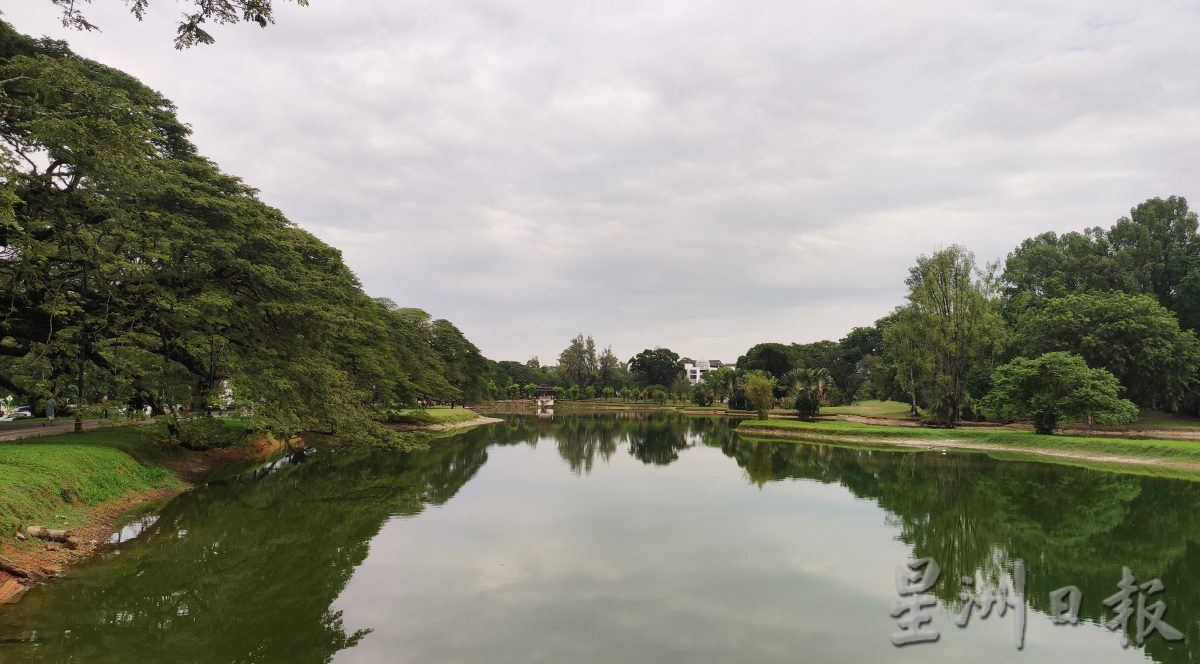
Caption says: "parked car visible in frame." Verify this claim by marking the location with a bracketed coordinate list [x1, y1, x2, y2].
[8, 406, 32, 418]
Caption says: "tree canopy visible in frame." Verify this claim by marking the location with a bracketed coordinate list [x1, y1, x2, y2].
[981, 352, 1138, 434]
[628, 347, 682, 388]
[0, 20, 492, 445]
[1015, 292, 1200, 409]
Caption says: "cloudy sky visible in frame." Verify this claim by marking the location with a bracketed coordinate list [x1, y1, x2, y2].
[5, 1, 1199, 364]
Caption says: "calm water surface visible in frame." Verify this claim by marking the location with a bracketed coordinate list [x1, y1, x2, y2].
[1, 413, 1197, 663]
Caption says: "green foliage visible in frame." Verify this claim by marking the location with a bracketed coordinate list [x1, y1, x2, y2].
[628, 348, 682, 387]
[0, 22, 492, 446]
[900, 246, 1005, 423]
[744, 373, 775, 420]
[387, 407, 479, 426]
[557, 334, 598, 387]
[794, 390, 820, 420]
[494, 361, 552, 391]
[820, 400, 915, 418]
[700, 366, 735, 402]
[161, 414, 250, 450]
[1002, 196, 1200, 332]
[690, 382, 714, 406]
[736, 343, 793, 379]
[1016, 292, 1200, 409]
[981, 352, 1138, 434]
[0, 427, 183, 534]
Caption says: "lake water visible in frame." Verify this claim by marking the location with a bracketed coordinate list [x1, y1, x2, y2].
[1, 413, 1197, 663]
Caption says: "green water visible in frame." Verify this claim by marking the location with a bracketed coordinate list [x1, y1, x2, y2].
[1, 413, 1197, 663]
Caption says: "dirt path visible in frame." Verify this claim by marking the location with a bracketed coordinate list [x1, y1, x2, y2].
[387, 416, 503, 432]
[0, 419, 129, 442]
[736, 426, 1200, 473]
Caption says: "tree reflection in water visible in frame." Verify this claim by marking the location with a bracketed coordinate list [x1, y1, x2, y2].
[2, 413, 1198, 664]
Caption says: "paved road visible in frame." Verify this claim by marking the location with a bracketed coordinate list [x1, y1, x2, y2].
[0, 419, 125, 442]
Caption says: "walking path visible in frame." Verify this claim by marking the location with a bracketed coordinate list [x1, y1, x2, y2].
[0, 419, 126, 442]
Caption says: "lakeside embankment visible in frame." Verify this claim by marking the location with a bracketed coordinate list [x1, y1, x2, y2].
[0, 425, 285, 603]
[384, 406, 502, 432]
[0, 408, 500, 603]
[736, 418, 1200, 478]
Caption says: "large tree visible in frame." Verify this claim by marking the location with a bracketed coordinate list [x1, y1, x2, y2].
[901, 246, 1005, 423]
[1002, 196, 1200, 332]
[981, 352, 1138, 434]
[735, 343, 793, 380]
[556, 334, 597, 387]
[1016, 292, 1200, 409]
[0, 21, 487, 445]
[628, 347, 682, 387]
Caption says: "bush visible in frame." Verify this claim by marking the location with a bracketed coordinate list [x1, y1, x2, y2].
[795, 391, 821, 420]
[981, 352, 1138, 434]
[385, 409, 437, 425]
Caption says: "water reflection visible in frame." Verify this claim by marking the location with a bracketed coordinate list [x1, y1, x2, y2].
[720, 437, 1200, 664]
[0, 413, 1197, 664]
[0, 431, 494, 663]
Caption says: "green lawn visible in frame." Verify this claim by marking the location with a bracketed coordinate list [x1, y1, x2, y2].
[1108, 409, 1200, 431]
[818, 400, 918, 418]
[389, 406, 480, 426]
[0, 427, 184, 535]
[736, 419, 1200, 466]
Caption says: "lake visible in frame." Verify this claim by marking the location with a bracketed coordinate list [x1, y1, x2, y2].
[0, 413, 1196, 663]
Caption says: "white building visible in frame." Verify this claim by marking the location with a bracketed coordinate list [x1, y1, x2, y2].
[681, 358, 729, 385]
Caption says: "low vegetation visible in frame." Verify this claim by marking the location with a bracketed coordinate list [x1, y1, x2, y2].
[387, 407, 481, 426]
[0, 428, 184, 536]
[818, 400, 917, 418]
[736, 419, 1200, 465]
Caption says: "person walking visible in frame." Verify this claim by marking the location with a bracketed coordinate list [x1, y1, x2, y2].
[45, 396, 57, 425]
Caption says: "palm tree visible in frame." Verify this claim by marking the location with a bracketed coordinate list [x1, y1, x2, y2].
[811, 368, 832, 402]
[784, 367, 832, 403]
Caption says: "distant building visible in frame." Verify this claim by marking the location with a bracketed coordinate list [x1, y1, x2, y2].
[681, 358, 729, 385]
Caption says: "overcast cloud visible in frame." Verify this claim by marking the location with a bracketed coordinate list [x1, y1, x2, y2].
[5, 1, 1199, 364]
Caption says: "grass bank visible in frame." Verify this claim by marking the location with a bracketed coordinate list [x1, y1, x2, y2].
[817, 400, 918, 418]
[0, 427, 184, 537]
[388, 406, 482, 426]
[736, 419, 1200, 474]
[0, 421, 282, 601]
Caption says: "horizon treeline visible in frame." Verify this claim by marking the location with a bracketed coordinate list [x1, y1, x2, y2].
[734, 195, 1200, 423]
[0, 21, 493, 445]
[494, 195, 1200, 424]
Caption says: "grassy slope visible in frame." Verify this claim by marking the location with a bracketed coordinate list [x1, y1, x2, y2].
[818, 400, 916, 418]
[737, 418, 1200, 465]
[390, 406, 481, 425]
[0, 427, 184, 534]
[1113, 409, 1200, 431]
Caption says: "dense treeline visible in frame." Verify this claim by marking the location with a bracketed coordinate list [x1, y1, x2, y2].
[0, 22, 491, 445]
[732, 195, 1200, 431]
[489, 335, 699, 403]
